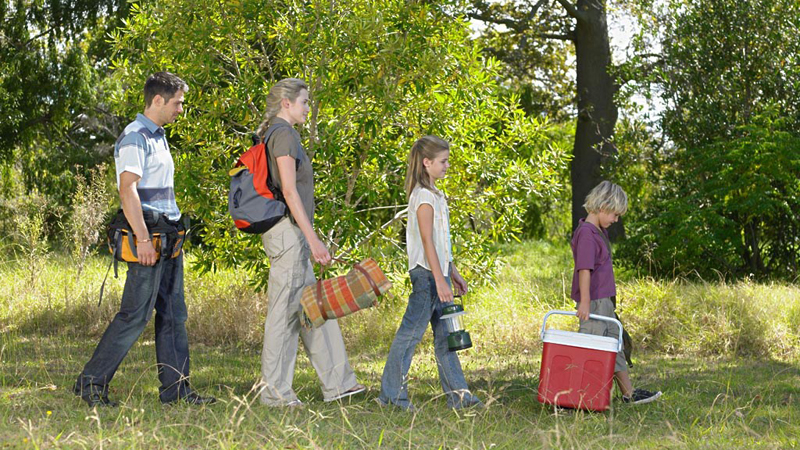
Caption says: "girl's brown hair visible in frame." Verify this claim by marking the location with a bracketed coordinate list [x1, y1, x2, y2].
[255, 78, 308, 139]
[404, 135, 450, 199]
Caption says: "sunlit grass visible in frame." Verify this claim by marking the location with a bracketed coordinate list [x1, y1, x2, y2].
[2, 241, 800, 448]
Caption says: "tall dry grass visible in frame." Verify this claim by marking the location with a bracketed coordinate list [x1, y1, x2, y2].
[2, 240, 800, 448]
[2, 240, 800, 362]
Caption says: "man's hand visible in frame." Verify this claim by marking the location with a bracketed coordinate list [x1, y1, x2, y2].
[137, 240, 157, 266]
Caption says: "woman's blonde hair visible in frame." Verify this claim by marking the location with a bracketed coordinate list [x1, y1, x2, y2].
[256, 78, 308, 139]
[583, 180, 628, 215]
[404, 135, 450, 199]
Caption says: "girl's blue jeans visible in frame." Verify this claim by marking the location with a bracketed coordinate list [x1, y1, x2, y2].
[379, 266, 482, 410]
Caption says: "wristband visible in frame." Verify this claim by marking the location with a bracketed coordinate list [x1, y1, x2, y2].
[136, 238, 151, 244]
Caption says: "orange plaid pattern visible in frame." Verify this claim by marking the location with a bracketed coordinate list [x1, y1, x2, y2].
[300, 258, 392, 328]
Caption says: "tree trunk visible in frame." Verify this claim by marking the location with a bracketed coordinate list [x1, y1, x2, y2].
[570, 0, 620, 238]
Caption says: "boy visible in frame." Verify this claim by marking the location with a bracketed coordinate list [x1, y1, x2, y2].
[571, 181, 661, 405]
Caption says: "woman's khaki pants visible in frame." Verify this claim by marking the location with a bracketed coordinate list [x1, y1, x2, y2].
[259, 217, 358, 405]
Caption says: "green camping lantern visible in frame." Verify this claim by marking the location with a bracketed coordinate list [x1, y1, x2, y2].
[440, 299, 473, 352]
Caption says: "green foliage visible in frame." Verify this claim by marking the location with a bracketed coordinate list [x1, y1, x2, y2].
[601, 117, 662, 243]
[620, 112, 800, 278]
[656, 0, 800, 148]
[470, 0, 576, 120]
[0, 0, 130, 261]
[0, 0, 130, 197]
[520, 121, 574, 241]
[108, 0, 568, 288]
[66, 163, 114, 281]
[617, 0, 800, 279]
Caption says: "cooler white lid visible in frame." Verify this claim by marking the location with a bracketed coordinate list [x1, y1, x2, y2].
[542, 329, 619, 353]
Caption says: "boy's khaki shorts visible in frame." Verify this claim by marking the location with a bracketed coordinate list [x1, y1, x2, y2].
[578, 297, 628, 373]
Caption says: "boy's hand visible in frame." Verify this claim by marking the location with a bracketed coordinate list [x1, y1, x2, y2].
[577, 300, 591, 321]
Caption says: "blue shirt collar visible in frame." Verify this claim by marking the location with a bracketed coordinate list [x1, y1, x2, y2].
[136, 113, 165, 135]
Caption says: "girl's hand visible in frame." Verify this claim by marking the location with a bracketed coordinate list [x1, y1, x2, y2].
[577, 300, 591, 321]
[435, 277, 454, 303]
[309, 235, 332, 265]
[451, 270, 468, 296]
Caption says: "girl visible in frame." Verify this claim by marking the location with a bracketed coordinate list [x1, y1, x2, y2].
[378, 135, 482, 411]
[256, 78, 365, 407]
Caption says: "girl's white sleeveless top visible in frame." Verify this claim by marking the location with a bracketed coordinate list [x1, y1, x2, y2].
[406, 186, 452, 275]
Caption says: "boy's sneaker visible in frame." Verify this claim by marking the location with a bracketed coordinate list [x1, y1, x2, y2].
[622, 388, 662, 405]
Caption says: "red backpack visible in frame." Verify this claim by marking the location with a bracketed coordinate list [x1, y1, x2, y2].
[228, 124, 290, 233]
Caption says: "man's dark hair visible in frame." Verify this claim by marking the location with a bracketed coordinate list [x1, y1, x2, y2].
[144, 72, 188, 107]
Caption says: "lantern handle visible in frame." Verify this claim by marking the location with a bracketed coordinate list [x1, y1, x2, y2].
[540, 310, 623, 353]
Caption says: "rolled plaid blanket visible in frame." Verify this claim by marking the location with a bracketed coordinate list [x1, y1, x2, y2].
[300, 258, 392, 328]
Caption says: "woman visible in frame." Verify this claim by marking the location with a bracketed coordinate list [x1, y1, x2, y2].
[256, 78, 365, 407]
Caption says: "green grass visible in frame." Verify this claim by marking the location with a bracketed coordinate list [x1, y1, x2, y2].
[2, 241, 800, 448]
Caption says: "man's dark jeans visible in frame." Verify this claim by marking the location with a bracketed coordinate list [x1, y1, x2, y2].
[74, 253, 192, 403]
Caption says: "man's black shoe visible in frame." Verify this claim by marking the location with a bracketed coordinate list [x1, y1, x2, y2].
[162, 392, 217, 406]
[83, 393, 118, 408]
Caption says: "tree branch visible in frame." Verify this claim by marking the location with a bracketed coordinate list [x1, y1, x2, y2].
[336, 206, 408, 259]
[539, 32, 574, 41]
[468, 10, 528, 32]
[23, 27, 56, 47]
[554, 0, 585, 22]
[470, 1, 576, 40]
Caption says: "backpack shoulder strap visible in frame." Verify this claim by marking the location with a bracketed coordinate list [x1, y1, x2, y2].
[259, 123, 292, 201]
[259, 122, 292, 155]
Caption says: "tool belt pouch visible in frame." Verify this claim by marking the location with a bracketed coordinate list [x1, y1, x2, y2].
[107, 209, 186, 263]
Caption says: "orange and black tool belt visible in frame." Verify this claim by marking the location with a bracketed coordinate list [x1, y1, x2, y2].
[106, 209, 187, 264]
[98, 210, 189, 306]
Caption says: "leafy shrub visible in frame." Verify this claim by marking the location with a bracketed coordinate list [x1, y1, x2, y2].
[618, 112, 800, 279]
[66, 163, 114, 281]
[107, 0, 568, 289]
[0, 185, 52, 285]
[617, 0, 800, 280]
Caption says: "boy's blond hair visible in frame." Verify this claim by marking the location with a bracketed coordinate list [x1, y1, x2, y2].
[583, 180, 628, 215]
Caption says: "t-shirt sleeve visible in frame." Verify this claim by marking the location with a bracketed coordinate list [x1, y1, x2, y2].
[573, 229, 597, 272]
[115, 132, 147, 177]
[415, 188, 436, 209]
[269, 127, 300, 160]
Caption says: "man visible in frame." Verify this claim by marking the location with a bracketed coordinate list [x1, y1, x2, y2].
[73, 72, 215, 407]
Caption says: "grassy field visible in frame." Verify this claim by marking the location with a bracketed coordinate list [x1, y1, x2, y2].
[2, 241, 800, 449]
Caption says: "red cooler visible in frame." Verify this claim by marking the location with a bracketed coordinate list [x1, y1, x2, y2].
[537, 310, 623, 412]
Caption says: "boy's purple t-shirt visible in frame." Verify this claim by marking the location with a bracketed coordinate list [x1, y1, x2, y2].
[570, 219, 616, 302]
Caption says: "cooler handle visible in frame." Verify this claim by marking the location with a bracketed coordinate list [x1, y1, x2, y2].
[540, 310, 623, 353]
